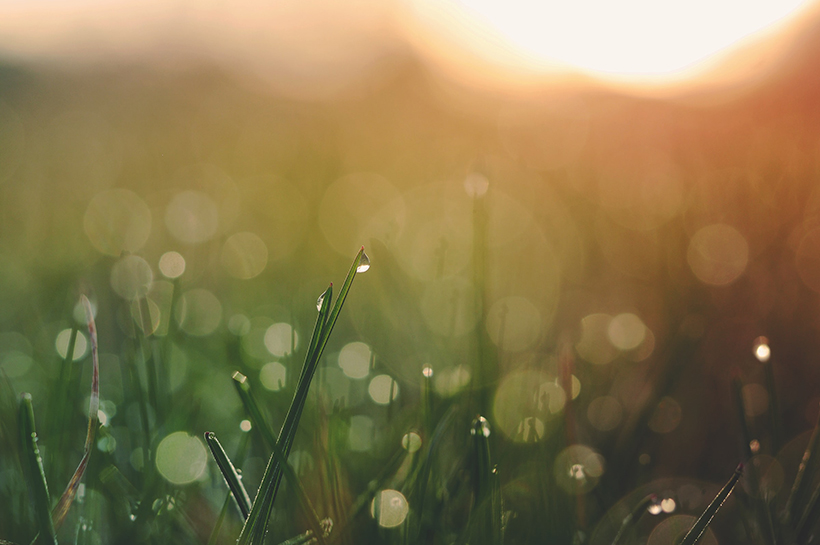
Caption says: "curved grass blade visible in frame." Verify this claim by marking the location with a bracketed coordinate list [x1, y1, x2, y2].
[52, 295, 100, 531]
[239, 248, 364, 545]
[18, 393, 57, 545]
[783, 404, 820, 524]
[205, 432, 252, 519]
[680, 464, 743, 545]
[795, 479, 820, 542]
[610, 494, 657, 545]
[231, 373, 327, 545]
[207, 493, 233, 545]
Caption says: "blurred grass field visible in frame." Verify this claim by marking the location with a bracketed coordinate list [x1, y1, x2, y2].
[3, 18, 820, 543]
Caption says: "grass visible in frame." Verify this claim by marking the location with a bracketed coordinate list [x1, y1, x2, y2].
[2, 245, 820, 545]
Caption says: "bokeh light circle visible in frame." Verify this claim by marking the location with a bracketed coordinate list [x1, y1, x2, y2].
[493, 369, 565, 442]
[687, 224, 748, 286]
[486, 296, 542, 352]
[55, 328, 89, 361]
[175, 289, 222, 336]
[338, 342, 372, 379]
[370, 489, 409, 528]
[260, 361, 287, 391]
[221, 232, 268, 279]
[264, 323, 298, 357]
[155, 432, 208, 485]
[159, 251, 186, 279]
[554, 445, 605, 495]
[165, 190, 219, 244]
[110, 255, 153, 300]
[368, 374, 399, 405]
[84, 189, 151, 256]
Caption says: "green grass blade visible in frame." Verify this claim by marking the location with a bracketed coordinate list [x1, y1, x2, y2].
[52, 295, 100, 531]
[231, 373, 328, 545]
[311, 248, 364, 368]
[679, 464, 743, 545]
[238, 249, 365, 545]
[18, 393, 57, 545]
[232, 373, 277, 450]
[207, 493, 233, 545]
[783, 404, 820, 524]
[205, 432, 252, 519]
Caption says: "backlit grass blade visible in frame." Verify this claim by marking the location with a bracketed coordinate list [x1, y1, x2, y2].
[238, 293, 329, 545]
[205, 432, 252, 519]
[469, 415, 499, 545]
[52, 295, 100, 531]
[783, 404, 820, 524]
[18, 393, 57, 545]
[610, 494, 656, 545]
[238, 248, 365, 545]
[679, 464, 743, 545]
[796, 480, 820, 542]
[231, 373, 327, 545]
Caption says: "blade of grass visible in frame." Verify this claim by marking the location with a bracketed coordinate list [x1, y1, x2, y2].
[783, 403, 820, 525]
[679, 464, 743, 545]
[795, 479, 820, 543]
[239, 248, 365, 545]
[610, 494, 656, 545]
[762, 355, 783, 454]
[231, 373, 328, 545]
[469, 415, 498, 545]
[52, 295, 100, 531]
[205, 432, 252, 519]
[18, 393, 57, 545]
[206, 493, 233, 545]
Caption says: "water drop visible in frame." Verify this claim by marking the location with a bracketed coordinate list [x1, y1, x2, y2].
[316, 294, 325, 311]
[471, 415, 491, 437]
[647, 500, 663, 515]
[754, 336, 771, 362]
[422, 365, 434, 378]
[660, 498, 676, 513]
[357, 251, 371, 273]
[569, 464, 586, 481]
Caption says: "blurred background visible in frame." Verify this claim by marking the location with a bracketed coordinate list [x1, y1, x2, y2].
[2, 1, 820, 543]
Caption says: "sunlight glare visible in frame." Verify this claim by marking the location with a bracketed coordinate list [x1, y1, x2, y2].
[440, 0, 810, 76]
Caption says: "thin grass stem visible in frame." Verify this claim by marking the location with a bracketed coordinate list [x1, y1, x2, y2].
[679, 464, 743, 545]
[18, 393, 57, 545]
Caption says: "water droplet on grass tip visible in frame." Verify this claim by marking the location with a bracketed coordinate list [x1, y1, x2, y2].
[471, 416, 491, 437]
[754, 336, 770, 362]
[422, 365, 433, 378]
[357, 251, 371, 273]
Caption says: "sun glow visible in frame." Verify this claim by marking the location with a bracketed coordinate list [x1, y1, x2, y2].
[412, 0, 813, 79]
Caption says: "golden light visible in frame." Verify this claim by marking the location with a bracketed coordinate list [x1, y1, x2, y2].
[409, 0, 815, 81]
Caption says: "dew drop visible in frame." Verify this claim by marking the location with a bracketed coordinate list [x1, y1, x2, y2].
[754, 336, 771, 362]
[648, 502, 663, 515]
[471, 415, 491, 437]
[569, 464, 586, 481]
[357, 251, 371, 273]
[317, 286, 331, 311]
[422, 365, 434, 378]
[660, 498, 676, 513]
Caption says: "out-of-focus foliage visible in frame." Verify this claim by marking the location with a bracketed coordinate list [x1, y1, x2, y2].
[3, 31, 820, 543]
